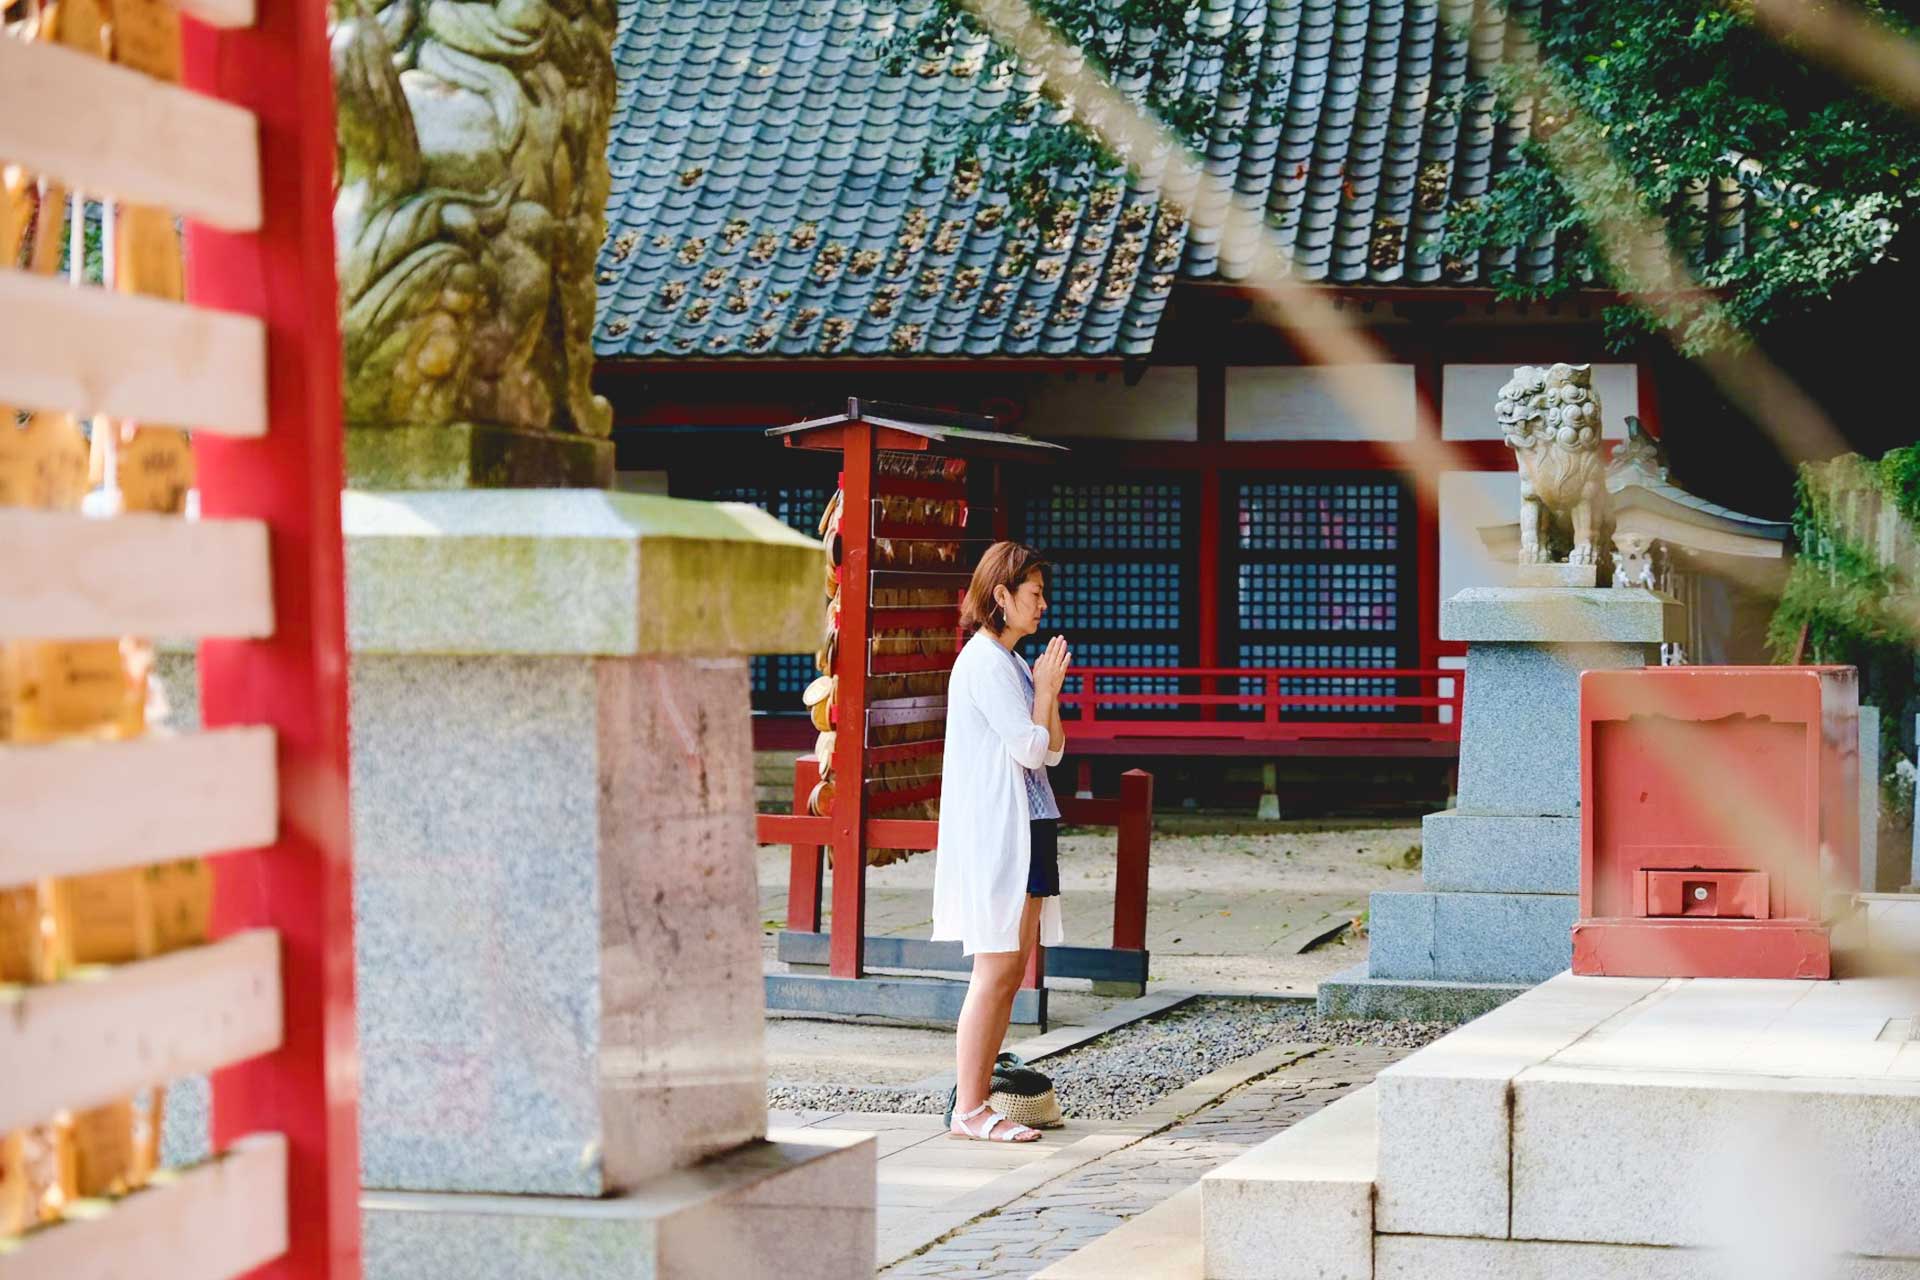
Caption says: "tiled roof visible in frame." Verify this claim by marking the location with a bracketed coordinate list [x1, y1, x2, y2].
[594, 0, 1648, 358]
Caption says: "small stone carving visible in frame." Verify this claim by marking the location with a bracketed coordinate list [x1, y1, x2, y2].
[1496, 363, 1608, 567]
[1612, 529, 1657, 590]
[330, 0, 614, 438]
[1606, 416, 1667, 489]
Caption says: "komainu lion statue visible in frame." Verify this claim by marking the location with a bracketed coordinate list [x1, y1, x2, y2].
[1496, 363, 1607, 566]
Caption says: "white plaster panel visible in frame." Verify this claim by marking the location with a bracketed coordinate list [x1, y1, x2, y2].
[1022, 367, 1197, 440]
[1225, 364, 1416, 441]
[1440, 469, 1519, 603]
[1442, 363, 1639, 441]
[1439, 654, 1465, 725]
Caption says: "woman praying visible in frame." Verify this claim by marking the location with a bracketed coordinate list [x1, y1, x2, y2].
[932, 541, 1070, 1143]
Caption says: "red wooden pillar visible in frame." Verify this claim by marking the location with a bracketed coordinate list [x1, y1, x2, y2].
[1412, 351, 1444, 681]
[787, 756, 824, 933]
[183, 0, 361, 1273]
[828, 425, 874, 978]
[1020, 933, 1045, 991]
[1636, 355, 1664, 439]
[1112, 769, 1154, 952]
[1196, 365, 1225, 718]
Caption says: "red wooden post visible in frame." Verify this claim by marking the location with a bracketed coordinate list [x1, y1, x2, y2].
[183, 0, 360, 1273]
[827, 422, 873, 978]
[1112, 769, 1154, 952]
[787, 755, 824, 933]
[1020, 932, 1045, 991]
[1413, 352, 1444, 686]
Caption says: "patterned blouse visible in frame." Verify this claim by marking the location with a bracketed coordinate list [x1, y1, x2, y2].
[999, 643, 1061, 821]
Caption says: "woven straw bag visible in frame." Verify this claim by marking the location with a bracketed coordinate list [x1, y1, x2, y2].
[986, 1052, 1062, 1129]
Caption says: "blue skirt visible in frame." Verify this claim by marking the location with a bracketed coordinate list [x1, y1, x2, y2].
[1027, 819, 1060, 898]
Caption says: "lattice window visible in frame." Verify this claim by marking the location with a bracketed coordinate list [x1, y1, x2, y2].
[1237, 562, 1399, 632]
[1043, 561, 1184, 631]
[1022, 482, 1185, 550]
[1237, 481, 1401, 552]
[1237, 643, 1400, 718]
[712, 482, 834, 707]
[752, 653, 819, 700]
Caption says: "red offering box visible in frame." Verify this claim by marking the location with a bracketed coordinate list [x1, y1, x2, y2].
[1573, 666, 1859, 980]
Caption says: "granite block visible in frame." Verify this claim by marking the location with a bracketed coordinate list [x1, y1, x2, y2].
[1422, 810, 1580, 894]
[362, 1131, 876, 1280]
[345, 422, 615, 491]
[1368, 891, 1578, 984]
[1861, 710, 1884, 891]
[352, 651, 767, 1196]
[352, 654, 606, 1195]
[1375, 972, 1667, 1239]
[1441, 587, 1682, 644]
[1314, 963, 1527, 1024]
[1200, 1085, 1375, 1280]
[1455, 641, 1645, 816]
[1511, 1066, 1920, 1258]
[1376, 1236, 1920, 1280]
[1377, 1069, 1510, 1239]
[343, 489, 821, 658]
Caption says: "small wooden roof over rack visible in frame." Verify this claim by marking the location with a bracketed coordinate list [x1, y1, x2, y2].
[768, 397, 1070, 459]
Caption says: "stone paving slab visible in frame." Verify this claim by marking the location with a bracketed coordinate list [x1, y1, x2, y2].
[882, 1043, 1416, 1278]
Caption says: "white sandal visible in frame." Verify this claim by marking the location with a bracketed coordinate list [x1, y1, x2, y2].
[949, 1102, 1040, 1143]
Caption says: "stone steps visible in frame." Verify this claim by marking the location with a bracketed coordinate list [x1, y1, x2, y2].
[1056, 960, 1920, 1279]
[1199, 1084, 1376, 1280]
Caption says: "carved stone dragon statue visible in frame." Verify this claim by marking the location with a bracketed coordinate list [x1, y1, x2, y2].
[330, 0, 613, 439]
[1495, 363, 1608, 569]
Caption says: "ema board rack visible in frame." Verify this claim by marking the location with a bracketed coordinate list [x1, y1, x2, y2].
[755, 399, 1154, 1028]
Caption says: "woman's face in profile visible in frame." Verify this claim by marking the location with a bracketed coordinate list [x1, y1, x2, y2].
[999, 569, 1048, 639]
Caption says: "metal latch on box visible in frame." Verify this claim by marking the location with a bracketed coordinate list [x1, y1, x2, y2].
[1640, 869, 1770, 920]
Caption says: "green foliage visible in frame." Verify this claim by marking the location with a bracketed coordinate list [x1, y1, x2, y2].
[873, 0, 1267, 216]
[871, 0, 1920, 354]
[1768, 446, 1920, 784]
[1441, 1, 1920, 354]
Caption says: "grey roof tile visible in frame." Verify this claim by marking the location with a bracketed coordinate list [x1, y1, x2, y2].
[598, 0, 1757, 356]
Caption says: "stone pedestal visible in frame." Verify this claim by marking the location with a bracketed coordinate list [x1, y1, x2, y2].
[345, 423, 615, 491]
[1320, 588, 1682, 1021]
[342, 491, 872, 1275]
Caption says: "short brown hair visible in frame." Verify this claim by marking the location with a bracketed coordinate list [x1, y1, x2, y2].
[960, 541, 1049, 635]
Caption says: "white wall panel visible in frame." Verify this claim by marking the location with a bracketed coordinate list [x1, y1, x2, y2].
[1440, 469, 1519, 604]
[1442, 363, 1638, 441]
[1226, 365, 1416, 441]
[1023, 367, 1197, 440]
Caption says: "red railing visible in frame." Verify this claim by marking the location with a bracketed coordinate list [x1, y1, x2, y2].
[1061, 665, 1463, 743]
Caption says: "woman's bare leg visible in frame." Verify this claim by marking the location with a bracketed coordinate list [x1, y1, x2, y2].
[955, 896, 1047, 1114]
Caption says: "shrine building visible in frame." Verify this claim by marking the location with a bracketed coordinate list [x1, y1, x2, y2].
[589, 0, 1787, 797]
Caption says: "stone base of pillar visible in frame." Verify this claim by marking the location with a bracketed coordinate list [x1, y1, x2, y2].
[362, 1129, 876, 1280]
[345, 423, 615, 490]
[1345, 588, 1681, 1014]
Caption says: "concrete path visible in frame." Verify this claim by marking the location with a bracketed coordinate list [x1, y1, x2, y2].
[873, 1042, 1417, 1278]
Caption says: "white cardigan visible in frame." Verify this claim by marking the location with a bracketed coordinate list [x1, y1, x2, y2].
[931, 630, 1066, 955]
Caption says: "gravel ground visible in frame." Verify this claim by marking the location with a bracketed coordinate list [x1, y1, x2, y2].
[767, 997, 1447, 1120]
